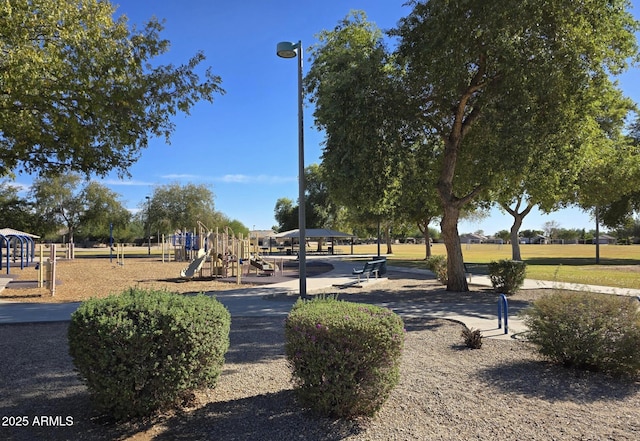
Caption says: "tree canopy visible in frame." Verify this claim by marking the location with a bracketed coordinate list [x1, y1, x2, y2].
[305, 11, 404, 222]
[29, 174, 129, 242]
[392, 0, 639, 290]
[146, 183, 223, 235]
[0, 180, 42, 233]
[304, 3, 638, 290]
[0, 0, 224, 178]
[273, 164, 340, 233]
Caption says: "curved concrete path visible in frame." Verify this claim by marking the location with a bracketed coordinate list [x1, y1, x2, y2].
[2, 258, 638, 341]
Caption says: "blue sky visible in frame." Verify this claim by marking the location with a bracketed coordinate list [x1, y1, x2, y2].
[14, 0, 640, 234]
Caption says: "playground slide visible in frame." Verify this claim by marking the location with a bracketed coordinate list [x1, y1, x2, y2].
[180, 249, 208, 278]
[250, 256, 277, 272]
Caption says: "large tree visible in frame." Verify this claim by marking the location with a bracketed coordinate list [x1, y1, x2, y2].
[0, 180, 43, 232]
[496, 79, 636, 260]
[393, 141, 442, 259]
[305, 11, 406, 253]
[274, 164, 342, 234]
[393, 0, 639, 290]
[146, 183, 220, 235]
[80, 181, 131, 242]
[591, 115, 640, 228]
[274, 197, 298, 233]
[0, 0, 223, 178]
[305, 163, 340, 230]
[30, 174, 128, 242]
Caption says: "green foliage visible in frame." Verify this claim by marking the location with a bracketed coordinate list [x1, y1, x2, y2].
[68, 288, 231, 420]
[147, 183, 221, 234]
[461, 328, 483, 349]
[284, 297, 405, 418]
[522, 292, 640, 377]
[305, 11, 402, 220]
[488, 259, 527, 294]
[30, 174, 129, 242]
[0, 180, 43, 233]
[426, 255, 448, 285]
[390, 0, 639, 291]
[305, 163, 340, 230]
[274, 197, 298, 232]
[494, 229, 511, 243]
[0, 0, 223, 178]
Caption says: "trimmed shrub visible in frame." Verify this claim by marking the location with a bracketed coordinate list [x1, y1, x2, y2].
[461, 327, 483, 349]
[522, 292, 640, 377]
[488, 259, 526, 294]
[68, 288, 231, 420]
[426, 255, 448, 284]
[284, 297, 405, 418]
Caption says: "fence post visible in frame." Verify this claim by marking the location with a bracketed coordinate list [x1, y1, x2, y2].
[498, 294, 508, 334]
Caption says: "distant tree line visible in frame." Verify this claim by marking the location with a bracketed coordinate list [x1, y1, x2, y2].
[0, 177, 248, 245]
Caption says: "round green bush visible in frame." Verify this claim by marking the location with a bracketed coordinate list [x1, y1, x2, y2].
[284, 297, 405, 418]
[522, 292, 640, 377]
[68, 288, 231, 420]
[489, 259, 527, 294]
[426, 255, 448, 284]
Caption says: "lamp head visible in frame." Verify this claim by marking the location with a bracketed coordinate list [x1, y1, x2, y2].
[277, 41, 299, 58]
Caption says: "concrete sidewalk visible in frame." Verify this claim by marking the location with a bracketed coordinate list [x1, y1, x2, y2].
[2, 259, 638, 341]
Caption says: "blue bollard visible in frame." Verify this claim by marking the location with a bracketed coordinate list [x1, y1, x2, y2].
[498, 294, 508, 334]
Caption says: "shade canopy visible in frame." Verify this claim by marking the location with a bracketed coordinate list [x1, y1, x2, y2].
[0, 228, 40, 238]
[274, 228, 353, 239]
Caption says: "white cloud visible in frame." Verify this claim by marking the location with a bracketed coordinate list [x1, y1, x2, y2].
[218, 174, 295, 184]
[157, 173, 295, 184]
[99, 179, 155, 187]
[10, 182, 32, 193]
[159, 174, 200, 180]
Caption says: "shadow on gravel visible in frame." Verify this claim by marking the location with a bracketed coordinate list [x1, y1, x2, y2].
[155, 390, 364, 441]
[225, 316, 286, 365]
[402, 316, 450, 333]
[478, 360, 640, 403]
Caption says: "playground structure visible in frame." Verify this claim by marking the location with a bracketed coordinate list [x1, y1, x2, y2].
[36, 243, 58, 296]
[0, 229, 38, 275]
[178, 222, 249, 281]
[177, 222, 286, 281]
[248, 254, 279, 276]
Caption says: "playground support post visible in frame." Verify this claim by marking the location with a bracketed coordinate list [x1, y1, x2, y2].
[115, 244, 125, 266]
[37, 245, 45, 288]
[109, 223, 114, 264]
[45, 244, 57, 296]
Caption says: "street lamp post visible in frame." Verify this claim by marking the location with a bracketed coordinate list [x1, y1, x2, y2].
[145, 196, 151, 256]
[277, 40, 307, 299]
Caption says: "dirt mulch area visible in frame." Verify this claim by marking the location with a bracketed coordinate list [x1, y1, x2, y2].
[1, 263, 638, 440]
[0, 290, 638, 441]
[0, 258, 330, 304]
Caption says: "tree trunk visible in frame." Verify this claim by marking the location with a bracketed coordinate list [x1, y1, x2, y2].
[418, 218, 432, 259]
[440, 205, 468, 292]
[435, 79, 484, 292]
[595, 209, 600, 264]
[503, 199, 534, 261]
[424, 229, 432, 259]
[509, 219, 523, 261]
[386, 224, 393, 255]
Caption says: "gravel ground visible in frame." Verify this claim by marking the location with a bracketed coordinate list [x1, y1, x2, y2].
[1, 275, 639, 440]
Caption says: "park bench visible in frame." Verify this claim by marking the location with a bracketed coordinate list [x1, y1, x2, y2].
[463, 263, 489, 283]
[464, 263, 472, 282]
[352, 259, 386, 283]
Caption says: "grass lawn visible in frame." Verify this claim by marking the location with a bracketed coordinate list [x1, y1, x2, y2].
[350, 243, 640, 290]
[44, 242, 639, 290]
